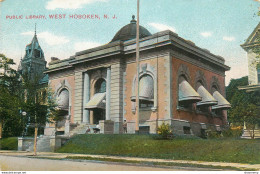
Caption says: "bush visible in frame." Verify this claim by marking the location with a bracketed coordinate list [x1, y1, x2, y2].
[157, 122, 173, 139]
[0, 137, 18, 150]
[206, 130, 222, 139]
[222, 126, 243, 138]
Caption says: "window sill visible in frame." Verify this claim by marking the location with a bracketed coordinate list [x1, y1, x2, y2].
[195, 110, 211, 117]
[211, 113, 223, 118]
[140, 108, 153, 111]
[132, 107, 157, 112]
[176, 106, 195, 113]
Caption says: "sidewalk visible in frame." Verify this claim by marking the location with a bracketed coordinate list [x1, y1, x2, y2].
[0, 150, 259, 170]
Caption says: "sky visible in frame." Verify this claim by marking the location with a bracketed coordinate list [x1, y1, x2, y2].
[0, 0, 259, 85]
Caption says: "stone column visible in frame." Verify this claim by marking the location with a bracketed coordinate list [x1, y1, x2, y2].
[106, 67, 111, 120]
[110, 61, 125, 134]
[74, 71, 84, 123]
[83, 72, 90, 123]
[165, 54, 172, 120]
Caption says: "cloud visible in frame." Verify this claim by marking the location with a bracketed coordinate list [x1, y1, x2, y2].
[46, 0, 107, 10]
[223, 36, 235, 42]
[21, 31, 69, 46]
[74, 41, 101, 51]
[200, 32, 212, 37]
[148, 23, 176, 32]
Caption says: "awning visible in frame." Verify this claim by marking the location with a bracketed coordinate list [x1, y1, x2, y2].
[196, 85, 218, 106]
[179, 80, 202, 102]
[212, 91, 231, 110]
[85, 93, 106, 109]
[57, 89, 69, 110]
[131, 75, 154, 102]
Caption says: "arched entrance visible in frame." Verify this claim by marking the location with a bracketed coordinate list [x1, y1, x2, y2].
[86, 78, 106, 125]
[56, 88, 70, 135]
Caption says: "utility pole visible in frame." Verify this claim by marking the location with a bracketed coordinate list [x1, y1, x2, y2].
[135, 0, 140, 134]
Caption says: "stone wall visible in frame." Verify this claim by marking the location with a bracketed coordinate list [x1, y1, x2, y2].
[110, 59, 125, 134]
[247, 50, 258, 85]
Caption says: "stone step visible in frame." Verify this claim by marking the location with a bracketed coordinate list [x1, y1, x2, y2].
[26, 136, 52, 152]
[241, 129, 260, 139]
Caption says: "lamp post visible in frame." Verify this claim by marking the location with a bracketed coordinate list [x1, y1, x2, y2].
[22, 111, 27, 137]
[19, 109, 27, 137]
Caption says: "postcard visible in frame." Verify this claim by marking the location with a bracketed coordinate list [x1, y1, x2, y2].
[0, 0, 259, 172]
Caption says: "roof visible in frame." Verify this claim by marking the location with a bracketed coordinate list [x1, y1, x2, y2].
[39, 74, 49, 85]
[238, 84, 260, 92]
[241, 22, 260, 50]
[110, 15, 152, 43]
[23, 33, 44, 60]
[46, 17, 230, 74]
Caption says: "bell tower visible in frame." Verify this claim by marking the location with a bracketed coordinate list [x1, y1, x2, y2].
[18, 24, 46, 80]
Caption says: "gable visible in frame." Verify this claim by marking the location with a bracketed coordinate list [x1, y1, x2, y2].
[241, 22, 260, 50]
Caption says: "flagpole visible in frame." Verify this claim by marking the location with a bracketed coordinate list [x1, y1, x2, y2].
[135, 0, 140, 134]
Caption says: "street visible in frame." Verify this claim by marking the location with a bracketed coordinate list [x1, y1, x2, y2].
[0, 155, 193, 171]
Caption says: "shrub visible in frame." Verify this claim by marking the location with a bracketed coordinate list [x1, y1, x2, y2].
[157, 122, 173, 139]
[0, 137, 18, 150]
[222, 126, 243, 138]
[206, 130, 222, 139]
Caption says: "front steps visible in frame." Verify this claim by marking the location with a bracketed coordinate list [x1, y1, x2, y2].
[241, 129, 260, 139]
[26, 135, 52, 152]
[69, 124, 98, 137]
[22, 124, 99, 152]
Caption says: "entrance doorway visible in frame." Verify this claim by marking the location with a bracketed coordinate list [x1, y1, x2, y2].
[93, 108, 105, 124]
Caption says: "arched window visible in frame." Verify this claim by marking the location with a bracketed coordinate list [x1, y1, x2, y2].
[211, 86, 231, 117]
[139, 74, 154, 108]
[178, 75, 201, 110]
[95, 78, 106, 93]
[131, 74, 154, 108]
[196, 81, 217, 113]
[57, 89, 69, 110]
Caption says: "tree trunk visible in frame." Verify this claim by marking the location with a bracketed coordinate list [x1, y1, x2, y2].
[252, 128, 255, 139]
[0, 121, 2, 139]
[33, 124, 38, 156]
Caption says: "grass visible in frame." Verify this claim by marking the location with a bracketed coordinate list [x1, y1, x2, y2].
[66, 156, 256, 171]
[57, 134, 260, 164]
[0, 137, 18, 150]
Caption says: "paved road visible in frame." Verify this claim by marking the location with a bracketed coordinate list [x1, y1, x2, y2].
[0, 155, 196, 171]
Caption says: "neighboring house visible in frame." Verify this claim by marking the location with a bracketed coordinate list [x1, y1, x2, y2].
[240, 22, 260, 91]
[240, 22, 260, 138]
[43, 16, 231, 137]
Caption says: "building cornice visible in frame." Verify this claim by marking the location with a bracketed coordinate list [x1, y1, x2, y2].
[46, 30, 230, 73]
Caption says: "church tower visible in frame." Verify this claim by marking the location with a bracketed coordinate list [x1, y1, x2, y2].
[18, 24, 46, 80]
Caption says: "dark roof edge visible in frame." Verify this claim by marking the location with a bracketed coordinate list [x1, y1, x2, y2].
[47, 30, 229, 71]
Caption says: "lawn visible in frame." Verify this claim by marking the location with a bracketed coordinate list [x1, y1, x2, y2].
[57, 134, 260, 164]
[0, 137, 18, 150]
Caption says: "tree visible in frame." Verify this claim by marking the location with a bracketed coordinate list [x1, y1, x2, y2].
[231, 103, 260, 139]
[226, 76, 249, 124]
[21, 72, 62, 155]
[0, 54, 23, 139]
[226, 76, 260, 139]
